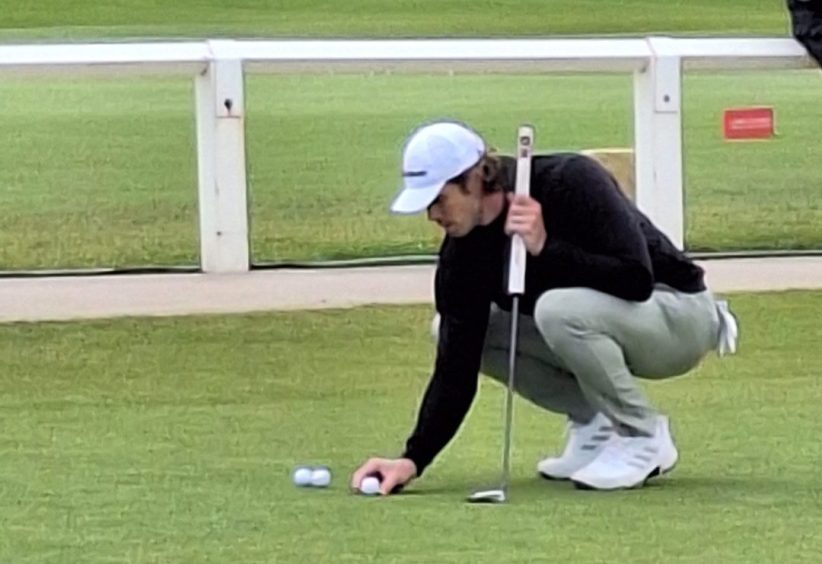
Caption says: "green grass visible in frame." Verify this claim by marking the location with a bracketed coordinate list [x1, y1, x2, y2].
[0, 0, 794, 40]
[0, 70, 820, 270]
[0, 78, 199, 269]
[1, 291, 821, 562]
[683, 71, 822, 251]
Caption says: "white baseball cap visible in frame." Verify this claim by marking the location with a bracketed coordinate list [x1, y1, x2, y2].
[389, 121, 486, 214]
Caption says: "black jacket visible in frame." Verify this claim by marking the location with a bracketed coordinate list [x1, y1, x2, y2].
[401, 153, 706, 476]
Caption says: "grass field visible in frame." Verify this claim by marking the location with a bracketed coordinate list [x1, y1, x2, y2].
[0, 69, 819, 270]
[0, 0, 794, 40]
[1, 292, 821, 562]
[2, 3, 820, 563]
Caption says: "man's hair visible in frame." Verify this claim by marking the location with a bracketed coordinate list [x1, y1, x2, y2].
[446, 153, 505, 194]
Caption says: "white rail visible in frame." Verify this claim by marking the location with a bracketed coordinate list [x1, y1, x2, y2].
[0, 38, 814, 272]
[0, 42, 209, 74]
[232, 39, 652, 73]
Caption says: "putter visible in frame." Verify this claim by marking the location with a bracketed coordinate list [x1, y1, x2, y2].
[467, 124, 534, 504]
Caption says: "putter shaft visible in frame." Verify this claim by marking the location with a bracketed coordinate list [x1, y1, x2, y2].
[500, 295, 520, 494]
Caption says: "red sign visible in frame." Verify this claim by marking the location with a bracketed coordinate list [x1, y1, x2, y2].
[723, 107, 775, 140]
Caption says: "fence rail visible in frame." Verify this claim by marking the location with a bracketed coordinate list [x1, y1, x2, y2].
[0, 37, 814, 272]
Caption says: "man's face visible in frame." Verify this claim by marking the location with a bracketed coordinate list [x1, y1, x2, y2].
[426, 169, 483, 238]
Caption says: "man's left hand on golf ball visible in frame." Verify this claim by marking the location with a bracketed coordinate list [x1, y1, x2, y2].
[350, 457, 417, 496]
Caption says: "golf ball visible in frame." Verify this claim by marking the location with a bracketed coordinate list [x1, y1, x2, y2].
[311, 467, 332, 487]
[360, 476, 381, 496]
[292, 466, 313, 487]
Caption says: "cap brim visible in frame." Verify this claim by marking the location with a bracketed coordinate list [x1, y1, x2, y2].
[389, 182, 444, 215]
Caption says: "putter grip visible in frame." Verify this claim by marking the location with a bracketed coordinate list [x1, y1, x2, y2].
[508, 125, 534, 296]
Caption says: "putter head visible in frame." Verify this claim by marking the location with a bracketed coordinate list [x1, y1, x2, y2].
[466, 488, 507, 504]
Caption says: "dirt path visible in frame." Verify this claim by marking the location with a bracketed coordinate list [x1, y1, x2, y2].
[1, 257, 820, 323]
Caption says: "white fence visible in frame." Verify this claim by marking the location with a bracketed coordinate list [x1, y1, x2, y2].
[0, 38, 814, 273]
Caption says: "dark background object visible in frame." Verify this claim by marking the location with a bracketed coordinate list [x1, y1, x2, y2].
[787, 0, 822, 67]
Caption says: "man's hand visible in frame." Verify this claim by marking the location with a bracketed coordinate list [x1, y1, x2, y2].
[505, 193, 547, 255]
[350, 457, 417, 496]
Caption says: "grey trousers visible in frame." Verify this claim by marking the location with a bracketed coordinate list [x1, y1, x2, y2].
[435, 285, 721, 436]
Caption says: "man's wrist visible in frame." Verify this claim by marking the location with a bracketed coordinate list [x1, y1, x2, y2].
[400, 450, 425, 477]
[530, 231, 548, 256]
[400, 457, 418, 478]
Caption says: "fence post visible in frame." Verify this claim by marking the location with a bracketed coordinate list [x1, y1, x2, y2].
[195, 41, 250, 273]
[633, 37, 684, 249]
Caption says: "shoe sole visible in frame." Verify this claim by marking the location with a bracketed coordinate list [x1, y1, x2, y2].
[648, 459, 677, 479]
[572, 459, 678, 491]
[538, 471, 571, 482]
[650, 444, 679, 479]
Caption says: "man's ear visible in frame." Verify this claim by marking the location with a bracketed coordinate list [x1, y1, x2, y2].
[481, 162, 495, 191]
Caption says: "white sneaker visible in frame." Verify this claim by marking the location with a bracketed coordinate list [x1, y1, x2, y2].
[570, 416, 678, 491]
[536, 413, 615, 480]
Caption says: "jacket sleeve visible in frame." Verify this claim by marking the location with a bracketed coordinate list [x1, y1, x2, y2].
[401, 250, 491, 476]
[532, 155, 654, 302]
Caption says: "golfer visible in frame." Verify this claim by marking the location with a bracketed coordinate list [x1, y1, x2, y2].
[351, 120, 738, 494]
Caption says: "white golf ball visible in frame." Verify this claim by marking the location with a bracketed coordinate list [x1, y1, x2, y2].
[292, 466, 312, 487]
[359, 476, 381, 496]
[310, 467, 332, 488]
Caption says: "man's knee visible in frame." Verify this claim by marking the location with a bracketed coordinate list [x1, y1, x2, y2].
[534, 288, 593, 341]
